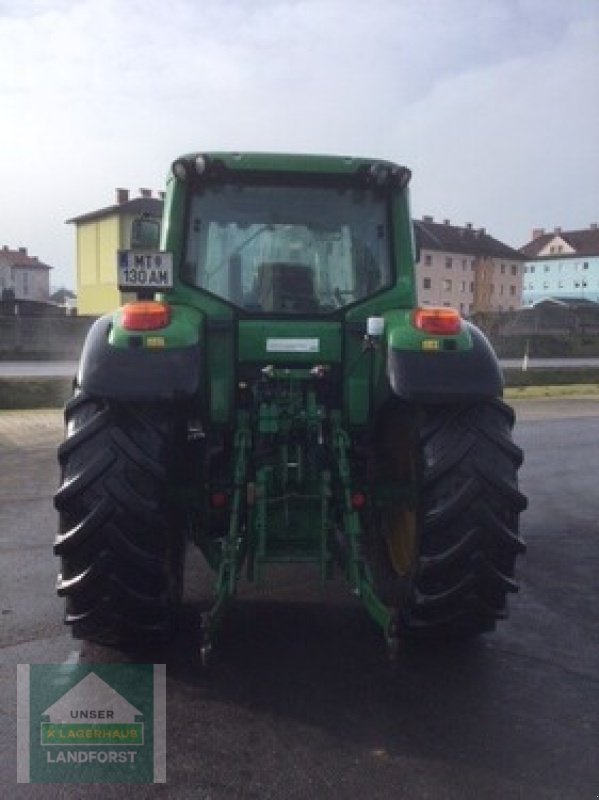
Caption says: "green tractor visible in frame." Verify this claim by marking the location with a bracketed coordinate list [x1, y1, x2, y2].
[54, 153, 527, 662]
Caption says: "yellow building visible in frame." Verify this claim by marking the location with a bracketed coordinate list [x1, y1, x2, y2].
[67, 189, 163, 315]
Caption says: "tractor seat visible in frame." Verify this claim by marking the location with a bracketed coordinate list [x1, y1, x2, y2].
[255, 262, 318, 313]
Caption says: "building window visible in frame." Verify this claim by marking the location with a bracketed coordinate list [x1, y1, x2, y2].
[23, 271, 29, 296]
[510, 285, 516, 296]
[500, 263, 505, 274]
[491, 285, 495, 294]
[500, 285, 504, 295]
[442, 301, 451, 307]
[511, 264, 518, 275]
[460, 281, 466, 292]
[462, 259, 467, 269]
[443, 279, 452, 291]
[424, 254, 432, 266]
[530, 265, 535, 274]
[445, 257, 452, 269]
[544, 265, 550, 272]
[471, 260, 475, 270]
[583, 262, 589, 270]
[524, 266, 528, 273]
[423, 277, 431, 289]
[470, 281, 474, 292]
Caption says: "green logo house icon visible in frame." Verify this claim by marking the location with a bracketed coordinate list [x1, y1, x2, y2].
[18, 664, 165, 784]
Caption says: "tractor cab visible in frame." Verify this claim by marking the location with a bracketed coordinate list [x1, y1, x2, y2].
[179, 178, 392, 315]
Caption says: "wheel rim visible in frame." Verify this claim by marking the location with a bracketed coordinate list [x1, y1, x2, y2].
[381, 412, 418, 578]
[386, 504, 416, 576]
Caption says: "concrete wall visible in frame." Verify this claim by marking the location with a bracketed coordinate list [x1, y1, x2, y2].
[0, 315, 96, 359]
[471, 303, 599, 357]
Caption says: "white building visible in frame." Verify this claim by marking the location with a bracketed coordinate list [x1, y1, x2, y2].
[0, 245, 52, 301]
[520, 225, 599, 306]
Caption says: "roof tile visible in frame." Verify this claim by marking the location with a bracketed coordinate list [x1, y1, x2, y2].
[519, 227, 599, 258]
[66, 197, 163, 225]
[0, 248, 52, 269]
[414, 220, 523, 260]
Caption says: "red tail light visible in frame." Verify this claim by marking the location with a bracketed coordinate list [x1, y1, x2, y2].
[412, 307, 461, 335]
[122, 301, 171, 331]
[211, 492, 228, 508]
[351, 492, 366, 510]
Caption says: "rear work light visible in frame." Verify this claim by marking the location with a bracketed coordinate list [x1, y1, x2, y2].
[412, 306, 462, 336]
[122, 301, 171, 331]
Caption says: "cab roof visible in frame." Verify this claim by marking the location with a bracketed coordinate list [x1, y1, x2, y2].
[176, 151, 408, 178]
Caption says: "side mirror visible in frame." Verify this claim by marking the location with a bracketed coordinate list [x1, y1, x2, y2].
[131, 216, 161, 249]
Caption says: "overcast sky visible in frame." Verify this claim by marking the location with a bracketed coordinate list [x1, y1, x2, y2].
[1, 0, 598, 290]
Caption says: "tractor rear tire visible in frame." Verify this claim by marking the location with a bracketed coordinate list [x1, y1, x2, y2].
[368, 398, 527, 637]
[54, 391, 187, 646]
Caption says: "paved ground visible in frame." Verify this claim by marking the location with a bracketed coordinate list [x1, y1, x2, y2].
[501, 357, 599, 369]
[509, 396, 599, 420]
[1, 401, 598, 798]
[0, 362, 78, 377]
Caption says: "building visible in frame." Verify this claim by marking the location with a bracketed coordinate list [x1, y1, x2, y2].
[67, 189, 163, 315]
[413, 217, 525, 316]
[519, 225, 599, 306]
[0, 246, 52, 302]
[51, 287, 78, 315]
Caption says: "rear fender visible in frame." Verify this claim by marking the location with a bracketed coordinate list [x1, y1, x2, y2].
[76, 306, 203, 402]
[386, 318, 503, 403]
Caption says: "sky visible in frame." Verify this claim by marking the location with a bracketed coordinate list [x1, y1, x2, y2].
[1, 0, 598, 290]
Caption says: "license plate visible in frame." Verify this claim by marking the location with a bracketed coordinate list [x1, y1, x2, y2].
[117, 251, 173, 290]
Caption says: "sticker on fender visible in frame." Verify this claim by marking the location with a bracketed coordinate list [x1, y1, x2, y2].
[118, 251, 173, 290]
[266, 338, 320, 353]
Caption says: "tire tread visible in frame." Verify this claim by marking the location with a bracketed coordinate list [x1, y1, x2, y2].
[54, 391, 185, 645]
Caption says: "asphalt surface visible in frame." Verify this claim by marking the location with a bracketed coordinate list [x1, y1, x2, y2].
[0, 362, 78, 377]
[500, 357, 599, 369]
[1, 400, 598, 798]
